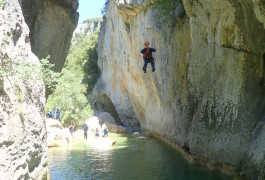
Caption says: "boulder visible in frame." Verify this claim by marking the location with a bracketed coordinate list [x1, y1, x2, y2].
[133, 132, 141, 136]
[104, 122, 128, 133]
[98, 112, 117, 125]
[46, 119, 70, 147]
[85, 116, 101, 131]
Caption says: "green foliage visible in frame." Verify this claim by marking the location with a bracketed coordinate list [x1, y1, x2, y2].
[40, 57, 60, 91]
[18, 106, 24, 117]
[13, 60, 40, 83]
[152, 0, 183, 25]
[82, 30, 100, 93]
[0, 57, 59, 89]
[0, 0, 6, 7]
[45, 74, 93, 125]
[0, 65, 11, 77]
[46, 28, 100, 126]
[83, 17, 102, 24]
[16, 86, 23, 103]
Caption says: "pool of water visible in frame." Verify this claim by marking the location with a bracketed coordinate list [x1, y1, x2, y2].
[48, 133, 231, 180]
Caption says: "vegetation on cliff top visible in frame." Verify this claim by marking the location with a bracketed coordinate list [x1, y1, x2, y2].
[152, 0, 184, 25]
[46, 26, 100, 126]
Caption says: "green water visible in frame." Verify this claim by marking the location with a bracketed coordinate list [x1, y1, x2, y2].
[48, 134, 231, 180]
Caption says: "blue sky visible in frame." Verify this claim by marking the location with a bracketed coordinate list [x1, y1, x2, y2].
[78, 0, 106, 24]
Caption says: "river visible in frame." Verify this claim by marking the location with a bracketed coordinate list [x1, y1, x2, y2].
[48, 133, 231, 180]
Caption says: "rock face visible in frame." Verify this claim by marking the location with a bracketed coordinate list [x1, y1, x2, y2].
[96, 0, 265, 177]
[98, 112, 117, 124]
[0, 0, 78, 179]
[0, 1, 48, 179]
[19, 0, 79, 72]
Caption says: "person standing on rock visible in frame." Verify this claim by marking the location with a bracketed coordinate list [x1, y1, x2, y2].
[95, 128, 100, 138]
[83, 123, 89, 140]
[69, 125, 74, 136]
[94, 100, 97, 110]
[46, 109, 54, 119]
[54, 107, 61, 122]
[140, 40, 156, 73]
[101, 101, 105, 112]
[103, 125, 109, 138]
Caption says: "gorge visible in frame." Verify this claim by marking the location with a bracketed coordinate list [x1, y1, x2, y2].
[0, 0, 265, 179]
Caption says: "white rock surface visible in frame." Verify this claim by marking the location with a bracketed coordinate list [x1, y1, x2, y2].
[0, 1, 48, 179]
[46, 119, 70, 147]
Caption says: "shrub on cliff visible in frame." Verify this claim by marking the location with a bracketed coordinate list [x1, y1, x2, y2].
[0, 56, 59, 90]
[152, 0, 185, 25]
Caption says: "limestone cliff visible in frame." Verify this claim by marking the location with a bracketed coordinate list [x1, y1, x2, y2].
[0, 0, 78, 179]
[19, 0, 79, 72]
[0, 0, 48, 179]
[96, 0, 265, 177]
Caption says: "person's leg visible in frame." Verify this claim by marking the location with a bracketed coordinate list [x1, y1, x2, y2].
[143, 59, 148, 72]
[151, 59, 155, 72]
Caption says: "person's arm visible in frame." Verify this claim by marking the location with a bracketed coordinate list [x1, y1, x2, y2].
[140, 48, 146, 54]
[150, 48, 156, 52]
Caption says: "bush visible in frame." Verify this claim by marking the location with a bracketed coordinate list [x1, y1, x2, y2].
[152, 0, 183, 25]
[0, 0, 6, 7]
[0, 56, 59, 89]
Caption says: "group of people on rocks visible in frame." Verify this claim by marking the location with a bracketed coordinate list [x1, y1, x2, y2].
[46, 107, 62, 122]
[82, 123, 109, 140]
[93, 100, 105, 112]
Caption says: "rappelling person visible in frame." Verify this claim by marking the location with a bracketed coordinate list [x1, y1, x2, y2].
[140, 40, 156, 73]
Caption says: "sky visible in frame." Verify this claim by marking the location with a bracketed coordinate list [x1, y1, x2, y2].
[78, 0, 106, 24]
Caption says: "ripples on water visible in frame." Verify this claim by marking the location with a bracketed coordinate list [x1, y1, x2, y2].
[48, 134, 231, 180]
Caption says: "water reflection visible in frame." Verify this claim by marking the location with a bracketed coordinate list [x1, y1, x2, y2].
[48, 134, 231, 180]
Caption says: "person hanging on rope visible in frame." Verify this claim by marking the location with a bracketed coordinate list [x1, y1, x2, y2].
[140, 40, 156, 73]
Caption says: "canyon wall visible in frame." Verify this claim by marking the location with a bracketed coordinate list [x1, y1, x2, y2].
[0, 0, 78, 179]
[20, 0, 79, 72]
[96, 0, 265, 177]
[0, 0, 48, 179]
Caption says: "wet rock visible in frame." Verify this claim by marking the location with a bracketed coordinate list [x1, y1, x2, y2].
[104, 122, 128, 133]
